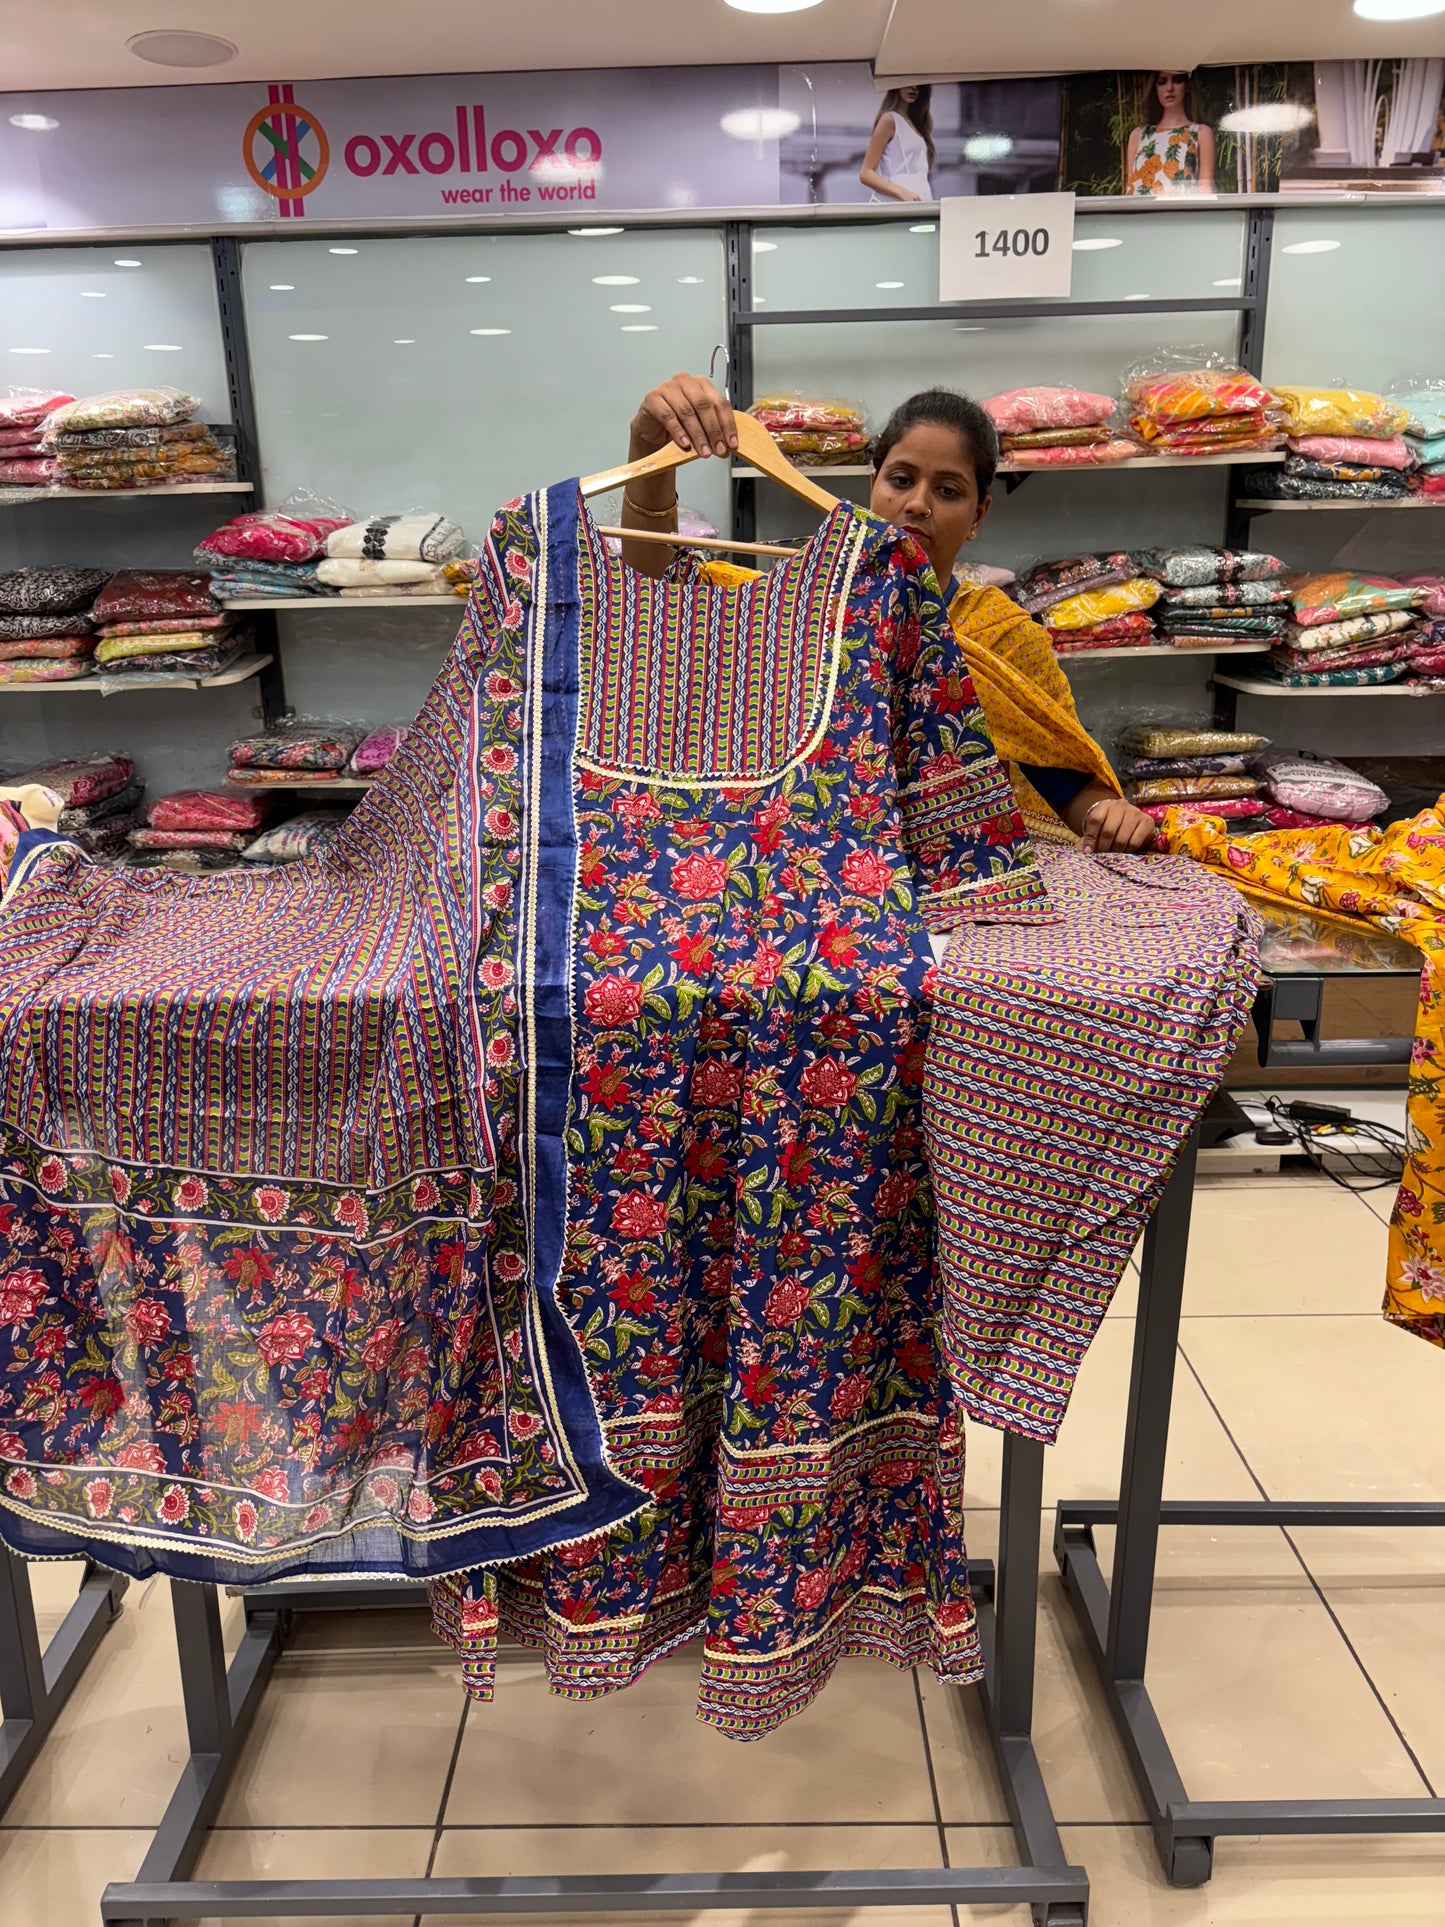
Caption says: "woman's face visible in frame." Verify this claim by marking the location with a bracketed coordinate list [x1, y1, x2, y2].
[898, 85, 920, 105]
[870, 422, 990, 587]
[1155, 72, 1187, 111]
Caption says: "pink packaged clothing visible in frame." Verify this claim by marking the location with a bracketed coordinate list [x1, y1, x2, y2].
[0, 431, 45, 453]
[351, 725, 407, 773]
[982, 387, 1116, 435]
[1401, 577, 1445, 618]
[0, 460, 55, 486]
[1287, 435, 1414, 470]
[0, 635, 93, 662]
[13, 754, 133, 807]
[1140, 797, 1268, 825]
[1005, 439, 1138, 469]
[1251, 752, 1389, 822]
[0, 392, 72, 430]
[128, 828, 256, 853]
[0, 659, 90, 683]
[146, 789, 276, 832]
[1265, 807, 1374, 831]
[98, 613, 231, 639]
[91, 571, 219, 626]
[197, 510, 351, 566]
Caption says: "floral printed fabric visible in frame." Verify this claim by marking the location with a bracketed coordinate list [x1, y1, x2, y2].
[1270, 387, 1410, 440]
[46, 388, 200, 432]
[983, 388, 1116, 435]
[0, 569, 109, 616]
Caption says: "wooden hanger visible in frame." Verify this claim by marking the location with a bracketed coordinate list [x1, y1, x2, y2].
[580, 409, 842, 515]
[594, 525, 800, 558]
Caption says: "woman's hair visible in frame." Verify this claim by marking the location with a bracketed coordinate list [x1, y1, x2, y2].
[872, 389, 999, 497]
[875, 86, 936, 169]
[1140, 69, 1201, 127]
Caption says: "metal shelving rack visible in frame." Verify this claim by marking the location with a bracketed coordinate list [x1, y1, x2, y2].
[0, 1552, 126, 1818]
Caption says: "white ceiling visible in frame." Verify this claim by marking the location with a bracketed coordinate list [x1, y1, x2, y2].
[0, 0, 1441, 94]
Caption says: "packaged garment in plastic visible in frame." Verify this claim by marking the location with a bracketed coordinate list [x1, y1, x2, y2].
[229, 721, 364, 772]
[1156, 609, 1287, 635]
[1286, 434, 1413, 470]
[324, 511, 466, 564]
[351, 725, 407, 773]
[1264, 807, 1374, 832]
[1162, 580, 1290, 609]
[0, 658, 90, 683]
[316, 558, 448, 588]
[197, 494, 352, 565]
[1265, 660, 1408, 689]
[0, 635, 94, 661]
[1287, 573, 1421, 628]
[1124, 362, 1278, 427]
[1271, 642, 1412, 677]
[46, 386, 199, 432]
[0, 459, 56, 486]
[336, 576, 451, 598]
[1000, 426, 1112, 451]
[146, 789, 275, 832]
[1251, 753, 1389, 821]
[241, 809, 350, 862]
[1043, 577, 1160, 632]
[1129, 775, 1261, 804]
[0, 612, 97, 641]
[57, 781, 145, 832]
[1120, 724, 1267, 760]
[982, 387, 1116, 435]
[1139, 797, 1269, 826]
[128, 828, 256, 853]
[1391, 386, 1445, 440]
[1281, 455, 1413, 492]
[0, 389, 73, 429]
[1244, 470, 1415, 504]
[1120, 752, 1249, 779]
[0, 567, 109, 616]
[94, 630, 230, 665]
[1014, 552, 1138, 614]
[953, 561, 1017, 591]
[1004, 440, 1138, 468]
[13, 755, 133, 806]
[443, 558, 481, 596]
[1045, 612, 1155, 646]
[1282, 609, 1416, 652]
[92, 571, 219, 626]
[1270, 386, 1410, 439]
[1138, 547, 1286, 589]
[749, 394, 866, 433]
[51, 422, 212, 450]
[99, 613, 232, 638]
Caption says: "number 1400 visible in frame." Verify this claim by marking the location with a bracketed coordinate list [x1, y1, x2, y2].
[973, 227, 1051, 258]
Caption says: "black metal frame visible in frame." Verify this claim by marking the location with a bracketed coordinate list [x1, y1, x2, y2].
[1054, 983, 1445, 1887]
[99, 1433, 1087, 1925]
[0, 1549, 126, 1817]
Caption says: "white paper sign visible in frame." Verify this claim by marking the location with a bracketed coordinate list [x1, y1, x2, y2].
[939, 192, 1075, 302]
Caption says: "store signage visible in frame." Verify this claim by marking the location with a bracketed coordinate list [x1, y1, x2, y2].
[938, 192, 1075, 302]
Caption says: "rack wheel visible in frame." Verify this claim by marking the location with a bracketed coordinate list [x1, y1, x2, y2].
[1167, 1836, 1213, 1887]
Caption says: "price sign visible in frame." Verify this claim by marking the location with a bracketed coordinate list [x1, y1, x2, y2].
[938, 192, 1075, 303]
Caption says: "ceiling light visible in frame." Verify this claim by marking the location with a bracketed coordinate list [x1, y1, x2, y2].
[1073, 236, 1123, 251]
[329, 247, 359, 255]
[8, 113, 58, 132]
[593, 274, 639, 286]
[721, 107, 801, 142]
[752, 239, 778, 252]
[610, 303, 652, 313]
[93, 352, 114, 359]
[754, 295, 767, 303]
[289, 333, 329, 341]
[1123, 292, 1150, 300]
[144, 343, 183, 351]
[1282, 238, 1342, 254]
[80, 290, 105, 298]
[621, 324, 659, 332]
[114, 258, 141, 268]
[677, 276, 704, 284]
[1354, 0, 1445, 18]
[8, 347, 50, 355]
[1219, 103, 1314, 134]
[910, 222, 936, 233]
[569, 227, 623, 236]
[269, 283, 295, 291]
[465, 275, 491, 283]
[963, 133, 1013, 163]
[394, 338, 416, 345]
[470, 328, 511, 336]
[126, 29, 237, 66]
[876, 280, 905, 289]
[724, 0, 824, 11]
[955, 326, 985, 333]
[1213, 276, 1243, 286]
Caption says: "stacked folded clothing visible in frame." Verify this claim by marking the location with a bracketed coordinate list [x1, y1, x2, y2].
[0, 566, 110, 682]
[1241, 385, 1416, 502]
[1260, 572, 1425, 686]
[1395, 387, 1445, 492]
[90, 570, 243, 683]
[0, 390, 73, 487]
[10, 755, 140, 855]
[242, 809, 352, 863]
[1125, 365, 1282, 458]
[46, 389, 234, 490]
[351, 725, 407, 774]
[1116, 724, 1271, 827]
[1137, 546, 1289, 650]
[228, 721, 365, 785]
[1248, 752, 1388, 828]
[197, 502, 351, 600]
[747, 394, 870, 467]
[128, 787, 277, 859]
[983, 387, 1136, 468]
[1014, 551, 1159, 651]
[318, 511, 466, 597]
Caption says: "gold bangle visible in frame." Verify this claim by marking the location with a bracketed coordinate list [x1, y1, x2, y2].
[623, 488, 678, 521]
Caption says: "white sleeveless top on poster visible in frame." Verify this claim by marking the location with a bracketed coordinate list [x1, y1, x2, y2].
[870, 112, 931, 201]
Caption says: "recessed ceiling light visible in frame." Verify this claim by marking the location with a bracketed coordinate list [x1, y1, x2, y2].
[1354, 0, 1445, 18]
[752, 239, 778, 252]
[1282, 238, 1342, 254]
[126, 29, 237, 66]
[721, 107, 801, 142]
[8, 113, 58, 132]
[724, 0, 825, 11]
[93, 352, 114, 359]
[593, 274, 640, 286]
[621, 324, 659, 332]
[876, 280, 905, 289]
[329, 247, 359, 255]
[465, 275, 492, 283]
[955, 326, 986, 333]
[1220, 103, 1314, 135]
[80, 290, 105, 298]
[394, 338, 416, 345]
[144, 343, 183, 351]
[1123, 292, 1150, 300]
[470, 328, 511, 336]
[289, 333, 329, 341]
[610, 303, 652, 313]
[114, 258, 141, 268]
[964, 133, 1013, 163]
[1212, 276, 1243, 287]
[569, 227, 624, 236]
[754, 295, 767, 304]
[1073, 236, 1123, 251]
[269, 283, 295, 291]
[8, 347, 50, 355]
[909, 222, 936, 233]
[677, 275, 705, 284]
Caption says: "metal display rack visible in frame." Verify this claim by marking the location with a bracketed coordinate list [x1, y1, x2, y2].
[0, 1551, 126, 1817]
[1054, 967, 1445, 1887]
[99, 1433, 1086, 1925]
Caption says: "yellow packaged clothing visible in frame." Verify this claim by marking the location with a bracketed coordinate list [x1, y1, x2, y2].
[1129, 776, 1259, 804]
[1270, 386, 1410, 440]
[1159, 807, 1445, 1350]
[687, 557, 1120, 836]
[1043, 577, 1161, 633]
[94, 629, 223, 664]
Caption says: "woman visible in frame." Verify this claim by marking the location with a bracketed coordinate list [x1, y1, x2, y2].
[1125, 70, 1215, 196]
[860, 85, 934, 203]
[621, 373, 1156, 854]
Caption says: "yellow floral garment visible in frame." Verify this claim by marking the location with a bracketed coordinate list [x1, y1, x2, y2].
[1161, 807, 1445, 1349]
[1127, 122, 1202, 196]
[695, 562, 1121, 840]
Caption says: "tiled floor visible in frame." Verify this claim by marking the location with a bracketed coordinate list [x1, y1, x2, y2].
[3, 1165, 1443, 1926]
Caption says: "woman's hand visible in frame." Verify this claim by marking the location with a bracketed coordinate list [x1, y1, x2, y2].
[1074, 791, 1158, 855]
[631, 373, 737, 460]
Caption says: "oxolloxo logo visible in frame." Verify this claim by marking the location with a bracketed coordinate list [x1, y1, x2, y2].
[245, 82, 604, 216]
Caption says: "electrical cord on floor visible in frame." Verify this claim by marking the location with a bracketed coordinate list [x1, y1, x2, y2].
[1261, 1096, 1406, 1192]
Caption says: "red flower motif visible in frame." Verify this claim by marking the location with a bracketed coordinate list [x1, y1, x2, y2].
[412, 1176, 441, 1211]
[79, 1375, 124, 1417]
[485, 670, 521, 700]
[749, 942, 785, 988]
[37, 1156, 65, 1192]
[0, 1268, 47, 1327]
[484, 805, 518, 837]
[739, 1359, 778, 1405]
[362, 1318, 404, 1372]
[584, 973, 644, 1029]
[234, 1499, 258, 1542]
[222, 1248, 276, 1293]
[5, 1468, 37, 1501]
[108, 1165, 132, 1205]
[616, 790, 663, 825]
[685, 1136, 727, 1179]
[671, 851, 729, 901]
[840, 848, 895, 899]
[583, 1061, 633, 1111]
[256, 1312, 313, 1366]
[482, 744, 517, 776]
[817, 919, 860, 968]
[874, 1170, 917, 1219]
[799, 1058, 857, 1108]
[764, 1277, 811, 1327]
[779, 1140, 816, 1188]
[115, 1441, 166, 1472]
[157, 1483, 188, 1523]
[751, 796, 792, 854]
[85, 1478, 115, 1518]
[670, 930, 715, 975]
[579, 840, 607, 885]
[896, 1333, 934, 1380]
[690, 1060, 743, 1108]
[479, 956, 512, 990]
[509, 1410, 543, 1440]
[124, 1298, 171, 1347]
[794, 1566, 831, 1611]
[336, 1192, 368, 1234]
[608, 1268, 657, 1313]
[847, 1250, 885, 1295]
[254, 1185, 289, 1223]
[251, 1468, 290, 1503]
[612, 1191, 669, 1241]
[174, 1174, 208, 1214]
[829, 1374, 869, 1422]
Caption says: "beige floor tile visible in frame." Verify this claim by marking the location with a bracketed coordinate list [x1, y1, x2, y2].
[0, 1828, 150, 1927]
[193, 1825, 434, 1927]
[18, 1556, 83, 1643]
[216, 1615, 464, 1827]
[445, 1645, 934, 1827]
[964, 1319, 1258, 1511]
[1181, 1315, 1445, 1501]
[1052, 1821, 1445, 1924]
[2, 1575, 243, 1828]
[431, 1823, 971, 1927]
[1178, 1184, 1389, 1316]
